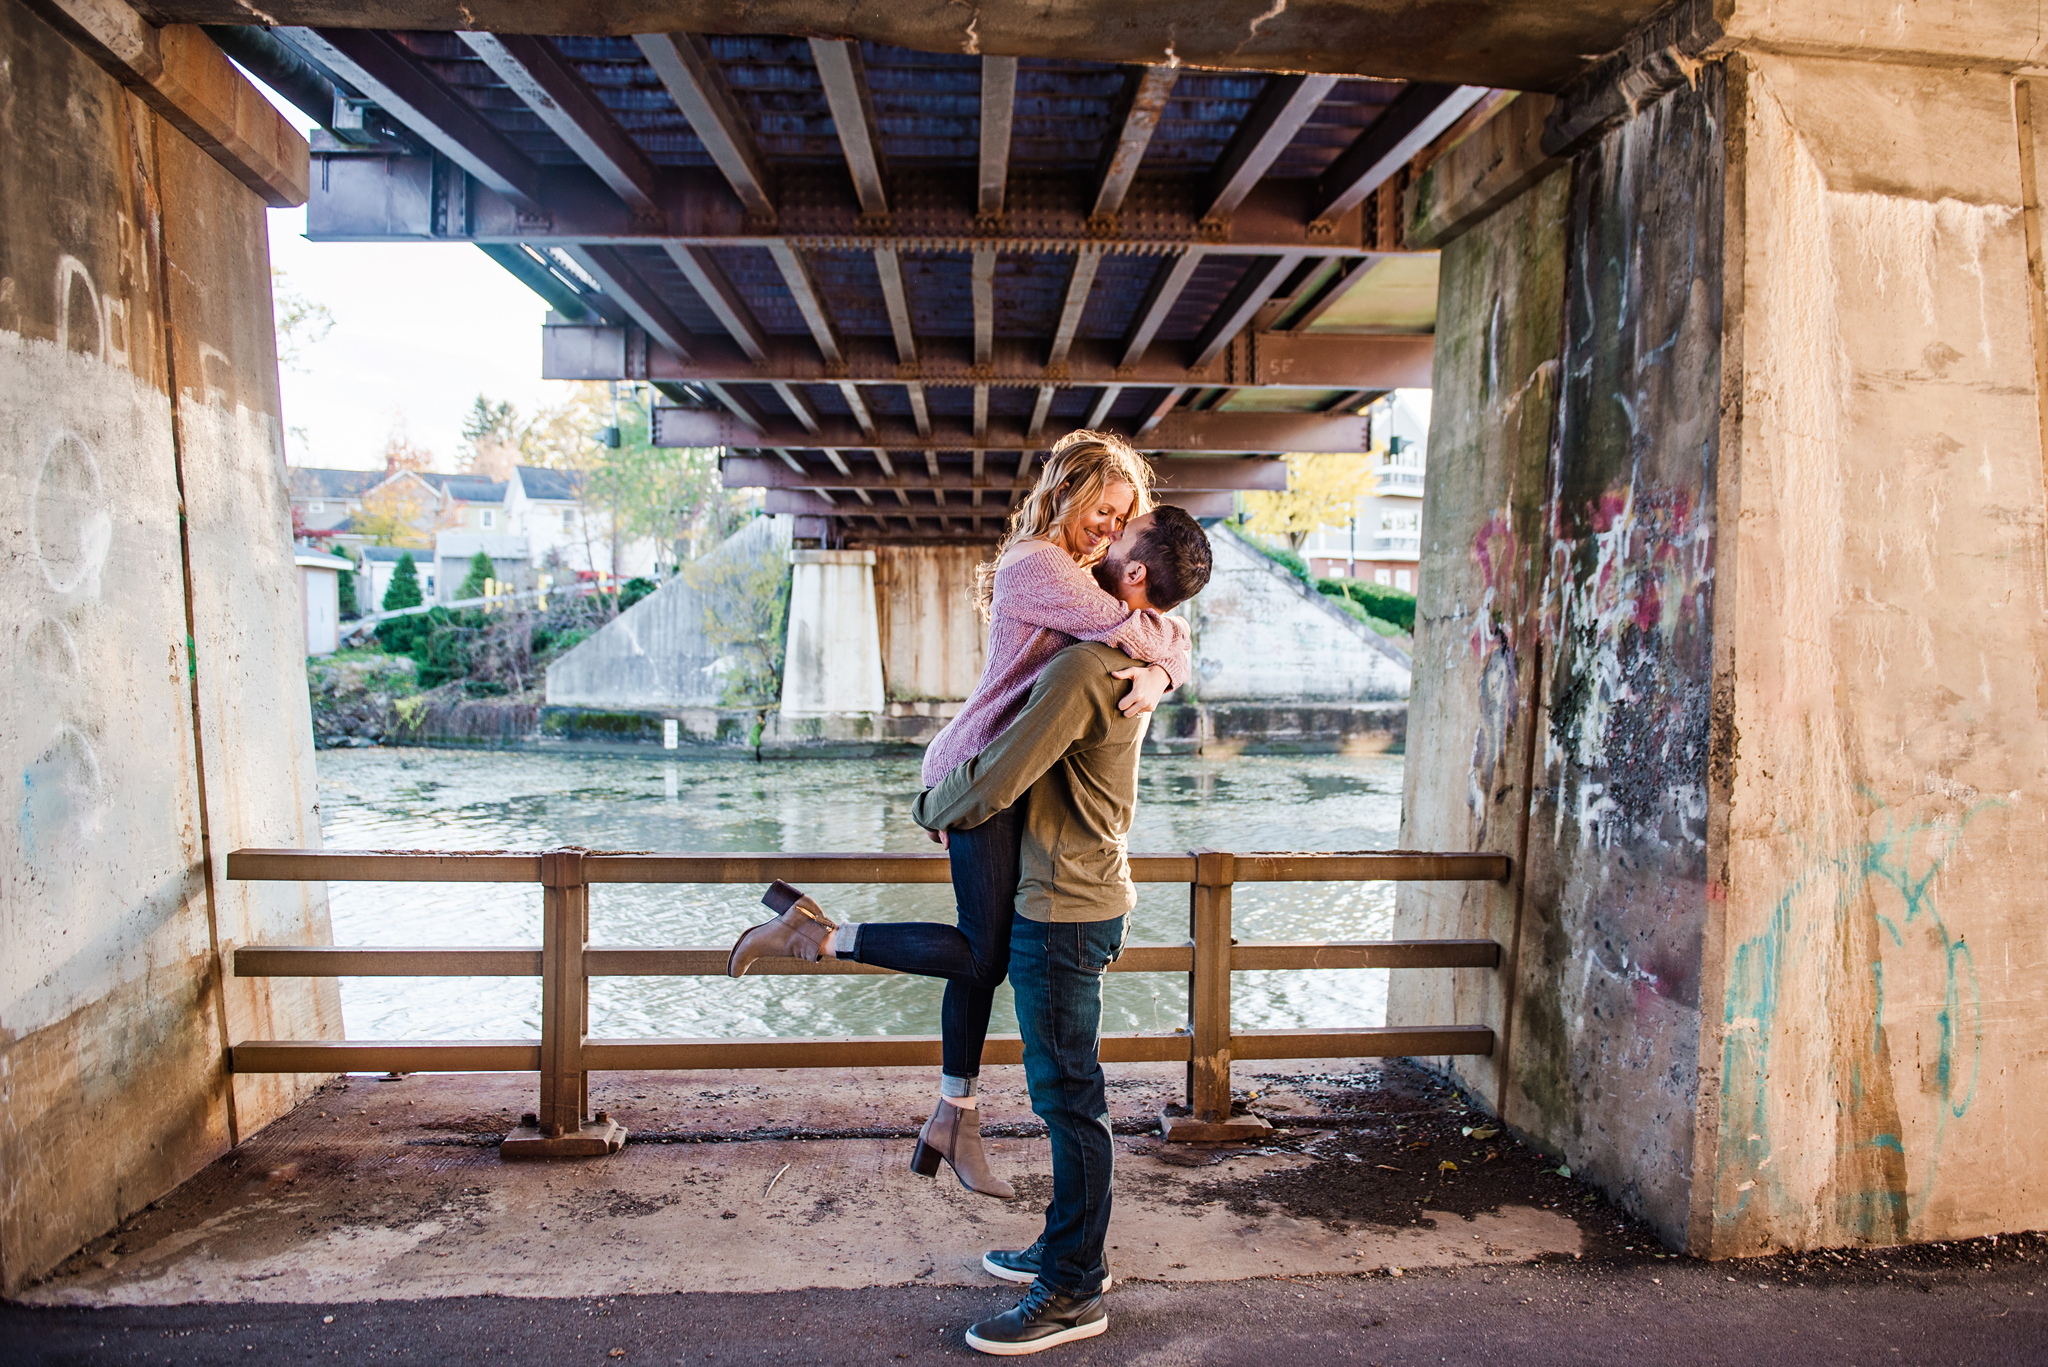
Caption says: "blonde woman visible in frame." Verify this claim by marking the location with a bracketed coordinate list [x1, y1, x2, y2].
[725, 431, 1190, 1198]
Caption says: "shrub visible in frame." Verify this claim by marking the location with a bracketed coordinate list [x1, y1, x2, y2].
[1322, 592, 1406, 638]
[337, 566, 359, 619]
[374, 609, 431, 658]
[1316, 576, 1416, 633]
[457, 549, 495, 601]
[1260, 542, 1311, 581]
[381, 553, 423, 611]
[619, 576, 658, 611]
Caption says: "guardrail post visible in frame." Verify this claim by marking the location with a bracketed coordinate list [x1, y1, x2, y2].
[501, 848, 626, 1158]
[1162, 849, 1270, 1142]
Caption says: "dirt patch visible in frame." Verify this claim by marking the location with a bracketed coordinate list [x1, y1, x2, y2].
[559, 1189, 681, 1221]
[1171, 1062, 1661, 1255]
[1009, 1174, 1055, 1211]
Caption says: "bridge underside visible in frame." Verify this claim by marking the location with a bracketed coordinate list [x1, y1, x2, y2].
[227, 23, 1486, 543]
[10, 0, 2048, 1299]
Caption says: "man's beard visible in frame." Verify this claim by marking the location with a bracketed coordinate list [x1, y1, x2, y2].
[1091, 550, 1125, 596]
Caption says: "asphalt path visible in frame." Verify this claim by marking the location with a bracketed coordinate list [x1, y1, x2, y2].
[7, 1249, 2046, 1367]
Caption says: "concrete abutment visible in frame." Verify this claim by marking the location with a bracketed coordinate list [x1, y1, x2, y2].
[0, 1, 332, 1293]
[1397, 18, 2048, 1257]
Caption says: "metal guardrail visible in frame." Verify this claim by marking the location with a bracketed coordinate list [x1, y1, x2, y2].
[227, 847, 1507, 1151]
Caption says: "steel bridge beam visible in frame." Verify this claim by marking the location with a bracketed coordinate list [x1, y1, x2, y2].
[305, 155, 1388, 255]
[721, 454, 1284, 492]
[1310, 83, 1493, 224]
[288, 28, 541, 209]
[458, 32, 660, 212]
[541, 324, 1434, 393]
[659, 408, 1370, 455]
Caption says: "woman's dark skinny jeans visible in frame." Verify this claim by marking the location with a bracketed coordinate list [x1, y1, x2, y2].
[848, 805, 1022, 1081]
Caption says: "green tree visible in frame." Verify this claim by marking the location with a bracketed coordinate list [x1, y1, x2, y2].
[383, 552, 424, 611]
[458, 548, 496, 601]
[584, 395, 752, 572]
[461, 396, 519, 453]
[337, 563, 359, 619]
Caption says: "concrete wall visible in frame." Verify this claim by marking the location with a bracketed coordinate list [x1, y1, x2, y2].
[1189, 526, 1411, 702]
[545, 514, 788, 710]
[1700, 52, 2048, 1257]
[1397, 36, 2048, 1257]
[874, 544, 986, 703]
[1392, 153, 1571, 1124]
[781, 549, 886, 716]
[0, 5, 335, 1292]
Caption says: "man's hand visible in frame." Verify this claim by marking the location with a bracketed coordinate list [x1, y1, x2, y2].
[926, 826, 950, 849]
[1112, 663, 1171, 717]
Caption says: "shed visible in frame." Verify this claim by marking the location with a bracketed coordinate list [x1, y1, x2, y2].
[294, 549, 355, 656]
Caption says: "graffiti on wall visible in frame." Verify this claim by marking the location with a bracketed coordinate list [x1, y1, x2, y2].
[1544, 482, 1714, 856]
[14, 257, 131, 870]
[1719, 804, 1990, 1243]
[1462, 509, 1526, 824]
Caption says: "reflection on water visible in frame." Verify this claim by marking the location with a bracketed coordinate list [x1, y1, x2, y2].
[315, 749, 1405, 1043]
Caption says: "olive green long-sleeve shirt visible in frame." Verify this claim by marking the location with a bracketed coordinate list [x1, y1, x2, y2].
[912, 642, 1148, 923]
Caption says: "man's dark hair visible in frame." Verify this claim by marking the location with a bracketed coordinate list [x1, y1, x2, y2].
[1131, 504, 1213, 610]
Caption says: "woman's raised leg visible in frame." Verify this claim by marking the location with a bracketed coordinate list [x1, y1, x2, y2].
[847, 806, 1024, 1197]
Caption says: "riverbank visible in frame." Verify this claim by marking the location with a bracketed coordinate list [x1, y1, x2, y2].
[310, 660, 1406, 759]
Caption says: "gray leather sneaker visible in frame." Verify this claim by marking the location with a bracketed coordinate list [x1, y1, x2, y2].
[727, 880, 838, 977]
[965, 1282, 1107, 1356]
[982, 1240, 1111, 1294]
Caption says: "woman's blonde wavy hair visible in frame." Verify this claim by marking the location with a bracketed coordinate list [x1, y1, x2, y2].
[973, 429, 1154, 618]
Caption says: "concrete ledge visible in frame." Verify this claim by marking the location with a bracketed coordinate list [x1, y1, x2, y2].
[22, 5, 309, 206]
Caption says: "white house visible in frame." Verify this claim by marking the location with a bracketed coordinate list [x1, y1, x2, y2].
[506, 464, 585, 562]
[294, 548, 354, 655]
[1301, 389, 1429, 592]
[359, 544, 436, 610]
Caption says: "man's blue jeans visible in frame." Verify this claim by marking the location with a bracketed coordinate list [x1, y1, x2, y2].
[1008, 914, 1125, 1297]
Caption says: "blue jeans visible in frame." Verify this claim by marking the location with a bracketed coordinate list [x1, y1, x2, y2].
[849, 804, 1022, 1081]
[1009, 914, 1125, 1298]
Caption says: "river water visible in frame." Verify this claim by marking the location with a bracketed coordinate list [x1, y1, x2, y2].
[314, 749, 1405, 1043]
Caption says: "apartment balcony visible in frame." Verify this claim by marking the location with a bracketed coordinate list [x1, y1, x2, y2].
[1374, 468, 1427, 492]
[1371, 534, 1422, 555]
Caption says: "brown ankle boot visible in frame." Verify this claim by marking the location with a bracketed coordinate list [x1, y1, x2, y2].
[727, 880, 839, 977]
[911, 1098, 1016, 1200]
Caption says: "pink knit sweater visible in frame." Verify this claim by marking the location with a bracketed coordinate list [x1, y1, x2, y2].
[921, 541, 1192, 787]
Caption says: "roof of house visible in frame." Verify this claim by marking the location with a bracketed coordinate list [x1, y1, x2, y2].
[422, 473, 508, 504]
[294, 549, 356, 571]
[288, 467, 384, 500]
[516, 465, 580, 501]
[359, 545, 431, 562]
[435, 532, 532, 561]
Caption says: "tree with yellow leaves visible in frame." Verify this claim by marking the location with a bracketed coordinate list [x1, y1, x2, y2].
[1239, 453, 1377, 551]
[352, 476, 438, 548]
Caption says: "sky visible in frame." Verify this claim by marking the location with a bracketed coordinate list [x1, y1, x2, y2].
[255, 82, 580, 473]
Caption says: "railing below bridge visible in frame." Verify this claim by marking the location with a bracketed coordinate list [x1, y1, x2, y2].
[227, 848, 1507, 1152]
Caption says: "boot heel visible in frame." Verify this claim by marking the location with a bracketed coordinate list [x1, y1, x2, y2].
[910, 1138, 943, 1178]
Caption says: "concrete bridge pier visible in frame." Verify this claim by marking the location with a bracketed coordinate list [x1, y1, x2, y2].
[0, 1, 334, 1294]
[777, 548, 887, 720]
[1396, 3, 2048, 1258]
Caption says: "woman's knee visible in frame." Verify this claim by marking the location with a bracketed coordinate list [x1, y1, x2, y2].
[965, 942, 1010, 988]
